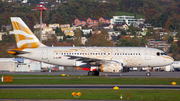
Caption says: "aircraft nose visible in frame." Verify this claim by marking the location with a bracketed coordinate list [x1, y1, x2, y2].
[167, 56, 174, 65]
[162, 56, 174, 65]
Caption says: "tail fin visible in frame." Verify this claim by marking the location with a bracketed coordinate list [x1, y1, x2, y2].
[10, 17, 46, 49]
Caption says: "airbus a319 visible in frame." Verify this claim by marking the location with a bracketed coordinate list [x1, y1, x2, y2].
[8, 17, 174, 76]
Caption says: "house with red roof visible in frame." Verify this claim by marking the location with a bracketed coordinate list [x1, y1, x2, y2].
[74, 18, 86, 26]
[99, 17, 110, 24]
[87, 17, 99, 27]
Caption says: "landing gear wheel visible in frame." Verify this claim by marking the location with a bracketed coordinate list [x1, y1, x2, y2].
[94, 71, 99, 76]
[88, 71, 94, 76]
[146, 72, 151, 76]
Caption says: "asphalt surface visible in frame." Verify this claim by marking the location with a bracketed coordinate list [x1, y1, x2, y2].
[0, 84, 180, 90]
[1, 70, 180, 78]
[0, 71, 179, 101]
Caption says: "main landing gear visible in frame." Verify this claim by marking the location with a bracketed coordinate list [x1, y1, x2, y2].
[88, 71, 99, 76]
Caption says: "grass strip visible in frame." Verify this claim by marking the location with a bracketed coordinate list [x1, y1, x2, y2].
[0, 89, 179, 100]
[0, 77, 179, 85]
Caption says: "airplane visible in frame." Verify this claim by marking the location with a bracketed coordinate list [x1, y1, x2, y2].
[7, 17, 174, 76]
[170, 61, 180, 71]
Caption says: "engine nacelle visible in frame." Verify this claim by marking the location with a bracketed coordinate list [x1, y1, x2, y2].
[89, 62, 124, 73]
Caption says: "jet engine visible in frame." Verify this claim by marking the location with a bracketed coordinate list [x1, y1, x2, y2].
[87, 62, 124, 76]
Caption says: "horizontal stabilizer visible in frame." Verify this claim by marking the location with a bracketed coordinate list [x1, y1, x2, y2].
[7, 49, 29, 55]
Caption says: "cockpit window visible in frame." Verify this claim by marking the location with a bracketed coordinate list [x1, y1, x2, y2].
[157, 52, 167, 56]
[162, 53, 167, 55]
[156, 52, 160, 56]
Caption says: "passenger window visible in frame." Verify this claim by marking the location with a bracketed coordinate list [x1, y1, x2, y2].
[104, 53, 106, 55]
[117, 53, 119, 55]
[61, 53, 63, 55]
[108, 53, 110, 55]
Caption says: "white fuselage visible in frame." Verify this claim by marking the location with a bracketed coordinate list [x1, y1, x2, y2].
[172, 61, 180, 68]
[18, 47, 174, 68]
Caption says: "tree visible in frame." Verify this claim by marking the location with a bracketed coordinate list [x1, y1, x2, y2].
[145, 9, 157, 23]
[129, 24, 136, 35]
[145, 31, 151, 38]
[169, 42, 177, 53]
[55, 27, 64, 36]
[74, 28, 82, 46]
[121, 30, 127, 35]
[2, 34, 15, 43]
[46, 34, 57, 46]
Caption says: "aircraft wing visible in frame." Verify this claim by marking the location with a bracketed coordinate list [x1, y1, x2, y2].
[65, 55, 112, 64]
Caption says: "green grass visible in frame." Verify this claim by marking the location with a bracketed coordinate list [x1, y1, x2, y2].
[0, 77, 180, 85]
[115, 11, 145, 19]
[0, 89, 179, 100]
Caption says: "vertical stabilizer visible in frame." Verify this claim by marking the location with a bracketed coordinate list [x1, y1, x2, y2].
[10, 17, 46, 49]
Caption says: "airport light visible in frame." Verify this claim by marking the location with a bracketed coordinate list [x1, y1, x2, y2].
[32, 4, 50, 42]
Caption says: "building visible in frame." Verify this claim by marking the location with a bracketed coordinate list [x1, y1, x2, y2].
[87, 17, 99, 27]
[74, 18, 86, 26]
[59, 24, 70, 28]
[99, 24, 113, 30]
[49, 24, 59, 29]
[114, 23, 129, 30]
[1, 25, 12, 32]
[0, 32, 7, 41]
[81, 37, 87, 45]
[99, 17, 110, 24]
[34, 23, 47, 29]
[110, 16, 145, 26]
[0, 58, 60, 72]
[147, 39, 171, 52]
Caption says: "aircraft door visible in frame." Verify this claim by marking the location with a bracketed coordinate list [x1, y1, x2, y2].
[145, 49, 151, 60]
[42, 49, 48, 60]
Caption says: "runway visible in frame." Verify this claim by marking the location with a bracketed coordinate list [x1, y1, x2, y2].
[0, 84, 180, 90]
[1, 71, 180, 78]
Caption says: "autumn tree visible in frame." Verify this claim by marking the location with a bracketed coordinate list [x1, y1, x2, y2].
[145, 9, 157, 23]
[74, 28, 82, 46]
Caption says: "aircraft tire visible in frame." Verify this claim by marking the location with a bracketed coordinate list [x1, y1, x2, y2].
[146, 72, 151, 76]
[88, 71, 94, 76]
[94, 71, 99, 76]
